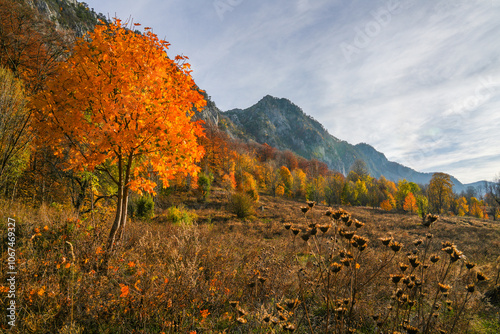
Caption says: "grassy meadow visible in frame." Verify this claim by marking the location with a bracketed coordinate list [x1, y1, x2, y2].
[1, 188, 500, 333]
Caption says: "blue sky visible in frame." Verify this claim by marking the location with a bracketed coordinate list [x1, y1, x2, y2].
[84, 0, 500, 184]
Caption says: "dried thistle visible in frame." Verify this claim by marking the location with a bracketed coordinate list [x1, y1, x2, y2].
[391, 274, 404, 284]
[408, 255, 420, 268]
[442, 247, 454, 255]
[353, 235, 368, 247]
[380, 237, 392, 246]
[450, 250, 462, 263]
[341, 258, 351, 267]
[342, 231, 355, 240]
[285, 298, 300, 309]
[405, 325, 418, 334]
[319, 224, 330, 233]
[354, 219, 364, 228]
[332, 210, 343, 220]
[340, 212, 350, 222]
[438, 283, 451, 293]
[476, 272, 488, 281]
[465, 261, 476, 269]
[331, 262, 342, 273]
[423, 213, 439, 227]
[389, 241, 403, 252]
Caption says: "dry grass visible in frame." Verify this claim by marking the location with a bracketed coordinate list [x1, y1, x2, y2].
[1, 190, 499, 333]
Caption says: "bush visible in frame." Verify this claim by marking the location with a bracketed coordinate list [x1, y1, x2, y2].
[229, 192, 255, 218]
[164, 205, 197, 225]
[128, 195, 154, 219]
[197, 172, 213, 201]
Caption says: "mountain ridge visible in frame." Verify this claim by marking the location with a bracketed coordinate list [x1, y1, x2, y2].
[211, 95, 484, 193]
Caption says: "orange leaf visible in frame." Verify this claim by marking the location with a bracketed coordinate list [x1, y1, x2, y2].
[119, 284, 129, 298]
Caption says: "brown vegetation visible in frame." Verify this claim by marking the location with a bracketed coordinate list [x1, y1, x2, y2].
[1, 189, 499, 333]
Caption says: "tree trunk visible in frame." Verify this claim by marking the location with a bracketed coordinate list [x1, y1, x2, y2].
[99, 153, 133, 275]
[117, 153, 133, 241]
[99, 184, 123, 274]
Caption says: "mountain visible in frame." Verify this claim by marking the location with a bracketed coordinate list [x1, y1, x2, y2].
[218, 95, 476, 192]
[25, 0, 106, 36]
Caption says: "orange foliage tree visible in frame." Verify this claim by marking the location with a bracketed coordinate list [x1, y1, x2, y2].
[0, 0, 69, 93]
[33, 20, 206, 259]
[403, 193, 417, 213]
[380, 194, 395, 211]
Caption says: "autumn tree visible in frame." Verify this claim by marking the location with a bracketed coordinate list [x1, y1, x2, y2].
[278, 166, 293, 196]
[416, 195, 429, 220]
[395, 180, 420, 210]
[342, 180, 357, 205]
[484, 177, 500, 220]
[380, 194, 395, 211]
[354, 179, 369, 206]
[0, 67, 30, 189]
[292, 168, 307, 199]
[428, 173, 454, 214]
[403, 193, 417, 213]
[455, 196, 469, 217]
[0, 0, 69, 93]
[469, 197, 487, 219]
[348, 159, 369, 182]
[281, 150, 299, 171]
[199, 126, 235, 180]
[0, 0, 70, 196]
[33, 20, 206, 262]
[367, 178, 385, 208]
[324, 172, 345, 206]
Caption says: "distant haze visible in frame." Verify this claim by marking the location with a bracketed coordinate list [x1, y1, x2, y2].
[85, 0, 500, 184]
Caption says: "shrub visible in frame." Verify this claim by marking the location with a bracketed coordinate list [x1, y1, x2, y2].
[229, 192, 255, 218]
[133, 195, 155, 219]
[197, 172, 213, 201]
[164, 205, 197, 225]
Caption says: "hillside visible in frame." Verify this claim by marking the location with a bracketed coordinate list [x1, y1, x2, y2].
[27, 0, 106, 36]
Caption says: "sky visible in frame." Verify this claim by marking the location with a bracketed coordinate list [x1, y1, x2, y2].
[84, 0, 500, 184]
